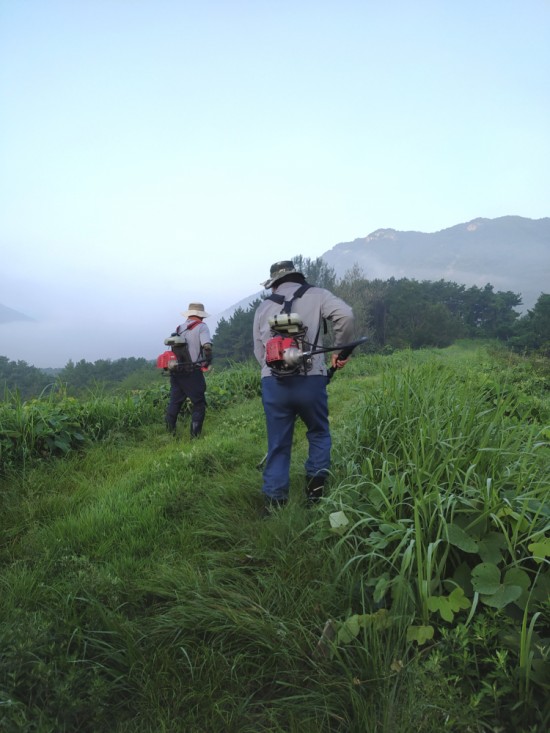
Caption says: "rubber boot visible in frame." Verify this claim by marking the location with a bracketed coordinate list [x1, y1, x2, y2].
[305, 474, 325, 505]
[190, 420, 203, 439]
[261, 496, 288, 518]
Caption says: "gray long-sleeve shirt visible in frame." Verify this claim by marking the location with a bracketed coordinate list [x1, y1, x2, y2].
[253, 281, 355, 378]
[175, 319, 212, 363]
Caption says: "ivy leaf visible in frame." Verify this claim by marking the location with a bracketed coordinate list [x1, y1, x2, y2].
[390, 659, 404, 673]
[329, 511, 349, 535]
[504, 567, 530, 592]
[530, 570, 550, 604]
[446, 523, 478, 553]
[365, 609, 391, 630]
[367, 486, 386, 509]
[373, 574, 390, 604]
[496, 507, 530, 532]
[53, 438, 70, 452]
[337, 614, 361, 644]
[449, 586, 470, 610]
[481, 584, 522, 609]
[379, 523, 401, 535]
[503, 568, 531, 609]
[400, 539, 415, 574]
[406, 625, 434, 645]
[471, 562, 501, 594]
[531, 658, 550, 688]
[477, 532, 506, 564]
[336, 610, 390, 644]
[452, 561, 474, 596]
[527, 499, 550, 519]
[528, 537, 550, 563]
[472, 564, 527, 609]
[427, 587, 470, 622]
[368, 531, 391, 549]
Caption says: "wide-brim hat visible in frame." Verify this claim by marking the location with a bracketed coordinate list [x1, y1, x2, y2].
[181, 302, 210, 318]
[261, 260, 303, 289]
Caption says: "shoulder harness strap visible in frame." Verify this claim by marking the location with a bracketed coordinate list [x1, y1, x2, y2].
[266, 283, 312, 313]
[176, 320, 202, 336]
[267, 283, 326, 337]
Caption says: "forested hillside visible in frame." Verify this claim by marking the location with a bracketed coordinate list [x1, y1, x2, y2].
[2, 258, 549, 398]
[1, 356, 158, 400]
[212, 258, 550, 366]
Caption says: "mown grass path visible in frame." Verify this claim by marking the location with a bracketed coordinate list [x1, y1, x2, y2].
[1, 344, 549, 732]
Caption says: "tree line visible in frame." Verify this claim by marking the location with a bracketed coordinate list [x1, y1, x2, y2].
[0, 356, 156, 401]
[212, 257, 550, 363]
[2, 257, 549, 399]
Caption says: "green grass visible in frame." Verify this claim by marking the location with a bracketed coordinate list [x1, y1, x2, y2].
[0, 344, 549, 732]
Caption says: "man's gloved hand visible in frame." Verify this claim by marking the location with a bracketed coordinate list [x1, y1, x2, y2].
[203, 344, 213, 366]
[331, 352, 349, 370]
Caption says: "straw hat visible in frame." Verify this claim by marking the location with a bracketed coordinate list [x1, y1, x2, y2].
[181, 302, 210, 318]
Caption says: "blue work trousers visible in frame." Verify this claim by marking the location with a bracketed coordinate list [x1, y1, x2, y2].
[261, 375, 331, 501]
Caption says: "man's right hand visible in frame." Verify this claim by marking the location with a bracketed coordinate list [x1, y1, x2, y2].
[331, 352, 349, 370]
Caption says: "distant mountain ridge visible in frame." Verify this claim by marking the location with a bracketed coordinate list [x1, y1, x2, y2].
[321, 215, 549, 312]
[211, 216, 549, 330]
[0, 303, 34, 324]
[211, 293, 262, 334]
[2, 216, 547, 340]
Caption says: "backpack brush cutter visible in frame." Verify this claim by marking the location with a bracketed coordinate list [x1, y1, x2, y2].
[156, 334, 210, 373]
[266, 330, 368, 380]
[256, 334, 368, 469]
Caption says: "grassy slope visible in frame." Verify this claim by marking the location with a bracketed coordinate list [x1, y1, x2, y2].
[1, 343, 548, 733]
[2, 361, 368, 732]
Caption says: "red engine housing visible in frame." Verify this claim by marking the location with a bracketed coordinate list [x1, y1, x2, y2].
[156, 350, 178, 369]
[265, 336, 295, 365]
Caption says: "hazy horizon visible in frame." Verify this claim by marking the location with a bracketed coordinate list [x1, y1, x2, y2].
[2, 1, 549, 367]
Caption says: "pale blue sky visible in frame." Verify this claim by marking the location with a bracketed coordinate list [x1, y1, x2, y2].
[1, 0, 549, 366]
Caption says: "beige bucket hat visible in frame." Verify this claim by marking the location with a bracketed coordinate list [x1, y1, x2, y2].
[181, 302, 210, 318]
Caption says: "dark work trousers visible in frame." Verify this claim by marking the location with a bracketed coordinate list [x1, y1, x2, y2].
[261, 375, 331, 501]
[165, 369, 207, 436]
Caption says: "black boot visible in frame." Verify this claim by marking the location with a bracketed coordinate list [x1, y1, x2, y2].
[305, 474, 325, 505]
[190, 421, 202, 438]
[261, 496, 288, 518]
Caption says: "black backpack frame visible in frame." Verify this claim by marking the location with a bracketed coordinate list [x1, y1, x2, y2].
[265, 284, 327, 376]
[171, 320, 201, 374]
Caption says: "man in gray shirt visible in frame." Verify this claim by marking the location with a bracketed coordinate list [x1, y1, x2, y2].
[253, 260, 354, 510]
[165, 302, 213, 439]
